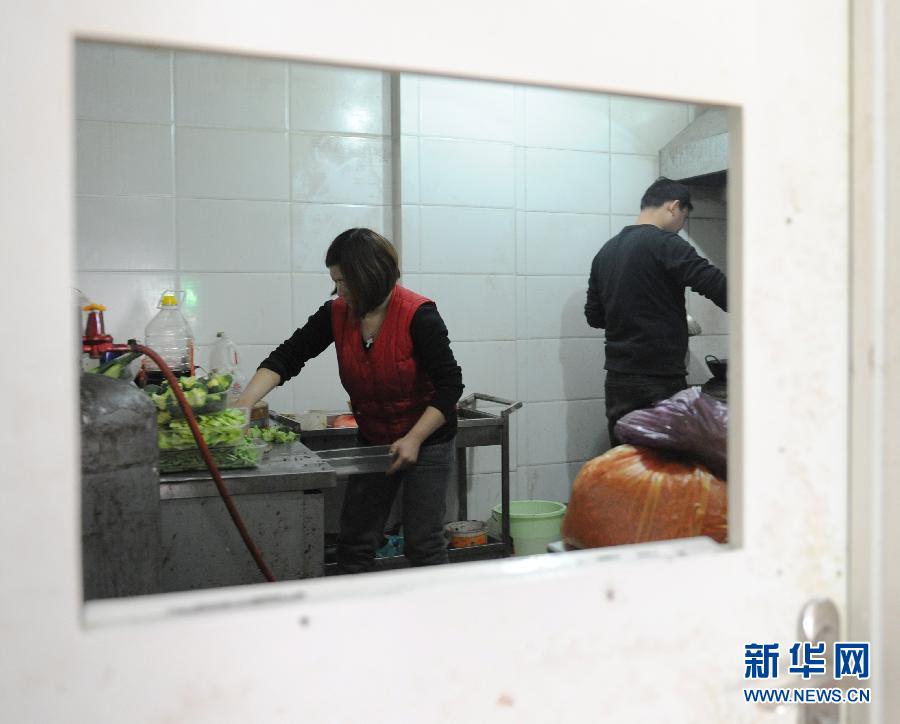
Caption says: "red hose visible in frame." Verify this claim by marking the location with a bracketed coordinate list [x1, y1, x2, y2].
[131, 341, 276, 583]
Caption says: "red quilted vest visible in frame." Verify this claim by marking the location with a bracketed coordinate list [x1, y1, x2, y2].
[331, 285, 435, 445]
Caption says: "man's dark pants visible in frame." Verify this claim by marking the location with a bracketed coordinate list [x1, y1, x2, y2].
[604, 371, 687, 446]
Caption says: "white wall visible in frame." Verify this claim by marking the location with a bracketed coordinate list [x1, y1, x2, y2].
[1, 1, 860, 722]
[76, 45, 709, 521]
[399, 74, 701, 516]
[75, 44, 392, 414]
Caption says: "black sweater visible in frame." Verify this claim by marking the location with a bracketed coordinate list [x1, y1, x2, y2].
[259, 300, 463, 444]
[585, 224, 727, 376]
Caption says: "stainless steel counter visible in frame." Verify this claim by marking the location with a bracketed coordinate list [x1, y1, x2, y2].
[158, 441, 342, 592]
[156, 393, 521, 589]
[159, 441, 337, 499]
[290, 393, 522, 564]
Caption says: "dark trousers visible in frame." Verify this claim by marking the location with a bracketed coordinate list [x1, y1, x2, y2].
[604, 371, 687, 446]
[337, 439, 453, 573]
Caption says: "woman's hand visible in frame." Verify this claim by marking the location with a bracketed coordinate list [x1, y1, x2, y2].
[387, 435, 422, 475]
[234, 368, 281, 410]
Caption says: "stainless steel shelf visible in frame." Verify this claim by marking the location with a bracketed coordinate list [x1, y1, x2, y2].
[291, 393, 522, 558]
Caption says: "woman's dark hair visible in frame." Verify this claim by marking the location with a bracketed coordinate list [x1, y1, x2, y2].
[325, 228, 400, 317]
[640, 176, 694, 212]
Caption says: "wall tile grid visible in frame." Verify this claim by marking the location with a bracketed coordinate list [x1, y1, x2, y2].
[75, 43, 392, 415]
[403, 75, 700, 516]
[75, 43, 717, 522]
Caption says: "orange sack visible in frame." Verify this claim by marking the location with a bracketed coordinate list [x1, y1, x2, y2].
[562, 444, 727, 549]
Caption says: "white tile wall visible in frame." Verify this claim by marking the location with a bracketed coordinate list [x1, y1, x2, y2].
[467, 472, 505, 523]
[451, 341, 517, 401]
[419, 76, 515, 142]
[419, 138, 515, 208]
[524, 148, 609, 213]
[77, 196, 175, 270]
[180, 273, 292, 346]
[400, 273, 421, 294]
[523, 276, 594, 339]
[178, 199, 290, 272]
[399, 205, 420, 273]
[291, 203, 391, 272]
[522, 461, 587, 502]
[399, 135, 420, 203]
[524, 212, 609, 275]
[290, 273, 336, 326]
[514, 275, 528, 339]
[175, 52, 287, 130]
[523, 399, 607, 466]
[290, 62, 390, 135]
[76, 121, 173, 196]
[177, 127, 289, 200]
[525, 86, 610, 151]
[417, 275, 517, 342]
[291, 135, 390, 204]
[610, 154, 659, 214]
[232, 344, 294, 411]
[399, 74, 419, 135]
[76, 44, 171, 124]
[419, 207, 515, 274]
[522, 338, 605, 402]
[290, 347, 348, 412]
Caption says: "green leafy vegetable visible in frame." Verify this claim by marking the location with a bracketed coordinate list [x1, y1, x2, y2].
[157, 407, 248, 450]
[245, 424, 297, 444]
[206, 373, 232, 392]
[143, 373, 233, 417]
[88, 351, 142, 380]
[159, 438, 264, 473]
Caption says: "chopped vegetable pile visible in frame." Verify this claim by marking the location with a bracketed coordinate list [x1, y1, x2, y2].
[145, 373, 233, 419]
[245, 424, 297, 444]
[157, 407, 248, 450]
[87, 351, 142, 380]
[159, 438, 264, 474]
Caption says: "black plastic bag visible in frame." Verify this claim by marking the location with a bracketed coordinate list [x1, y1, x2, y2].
[614, 386, 727, 479]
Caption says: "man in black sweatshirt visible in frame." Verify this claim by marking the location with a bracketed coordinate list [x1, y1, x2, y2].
[585, 177, 728, 446]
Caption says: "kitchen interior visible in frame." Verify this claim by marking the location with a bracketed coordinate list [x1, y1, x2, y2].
[76, 40, 730, 599]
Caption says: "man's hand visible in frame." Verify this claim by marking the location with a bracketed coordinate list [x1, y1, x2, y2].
[387, 435, 421, 475]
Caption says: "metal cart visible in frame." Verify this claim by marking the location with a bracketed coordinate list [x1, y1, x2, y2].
[296, 392, 522, 570]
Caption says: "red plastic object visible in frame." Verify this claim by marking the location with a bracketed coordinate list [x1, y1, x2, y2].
[331, 414, 358, 428]
[82, 304, 129, 359]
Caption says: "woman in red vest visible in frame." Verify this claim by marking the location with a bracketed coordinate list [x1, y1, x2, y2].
[237, 228, 464, 573]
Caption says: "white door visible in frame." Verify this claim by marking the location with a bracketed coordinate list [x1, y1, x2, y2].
[3, 1, 882, 722]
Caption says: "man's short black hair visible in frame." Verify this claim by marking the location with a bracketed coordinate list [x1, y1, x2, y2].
[640, 176, 694, 212]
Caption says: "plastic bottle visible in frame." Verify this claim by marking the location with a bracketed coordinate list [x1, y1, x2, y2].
[143, 291, 195, 382]
[209, 331, 247, 404]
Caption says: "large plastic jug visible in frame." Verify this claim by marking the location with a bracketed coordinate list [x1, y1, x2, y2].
[143, 291, 194, 378]
[209, 331, 247, 403]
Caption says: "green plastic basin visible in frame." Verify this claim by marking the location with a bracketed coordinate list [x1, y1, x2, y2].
[491, 500, 567, 556]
